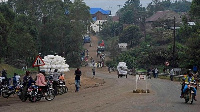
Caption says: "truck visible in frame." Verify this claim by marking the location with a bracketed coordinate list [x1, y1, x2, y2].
[117, 62, 128, 78]
[97, 40, 105, 53]
[83, 35, 91, 43]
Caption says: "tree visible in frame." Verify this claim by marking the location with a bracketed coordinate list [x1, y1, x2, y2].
[190, 0, 200, 19]
[0, 3, 15, 59]
[1, 0, 91, 67]
[146, 0, 191, 17]
[100, 22, 120, 39]
[185, 34, 200, 67]
[119, 0, 145, 25]
[119, 25, 142, 47]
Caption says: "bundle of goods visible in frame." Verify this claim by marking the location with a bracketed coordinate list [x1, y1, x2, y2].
[40, 55, 69, 73]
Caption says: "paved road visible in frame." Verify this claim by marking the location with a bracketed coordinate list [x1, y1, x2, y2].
[0, 71, 199, 112]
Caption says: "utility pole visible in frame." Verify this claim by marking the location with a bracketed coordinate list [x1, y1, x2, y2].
[172, 16, 176, 68]
[99, 20, 100, 32]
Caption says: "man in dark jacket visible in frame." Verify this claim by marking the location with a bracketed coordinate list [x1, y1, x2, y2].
[74, 68, 82, 92]
[1, 69, 8, 85]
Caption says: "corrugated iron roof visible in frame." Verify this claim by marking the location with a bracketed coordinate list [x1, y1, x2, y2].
[90, 8, 110, 15]
[146, 10, 180, 22]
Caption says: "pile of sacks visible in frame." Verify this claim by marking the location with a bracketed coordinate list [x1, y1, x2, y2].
[40, 55, 70, 73]
[117, 62, 128, 75]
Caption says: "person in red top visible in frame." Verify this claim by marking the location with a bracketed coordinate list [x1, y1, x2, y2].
[99, 40, 104, 46]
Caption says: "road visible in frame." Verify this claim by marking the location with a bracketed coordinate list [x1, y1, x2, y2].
[0, 71, 200, 112]
[0, 35, 199, 112]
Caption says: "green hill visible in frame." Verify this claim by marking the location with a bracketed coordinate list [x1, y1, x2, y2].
[0, 64, 36, 78]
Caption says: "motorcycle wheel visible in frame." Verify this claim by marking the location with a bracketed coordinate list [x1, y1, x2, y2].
[190, 94, 194, 104]
[185, 96, 189, 103]
[45, 89, 55, 101]
[63, 86, 68, 93]
[29, 91, 37, 102]
[2, 90, 10, 98]
[58, 87, 63, 95]
[36, 97, 41, 101]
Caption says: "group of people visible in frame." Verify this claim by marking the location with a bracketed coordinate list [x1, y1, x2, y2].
[0, 67, 89, 95]
[147, 68, 159, 78]
[0, 69, 66, 97]
[0, 70, 21, 87]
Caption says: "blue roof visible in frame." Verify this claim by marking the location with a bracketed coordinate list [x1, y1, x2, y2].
[90, 8, 110, 15]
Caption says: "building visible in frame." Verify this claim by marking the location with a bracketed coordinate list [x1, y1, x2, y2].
[90, 8, 111, 20]
[90, 20, 107, 33]
[145, 10, 182, 30]
[90, 8, 111, 33]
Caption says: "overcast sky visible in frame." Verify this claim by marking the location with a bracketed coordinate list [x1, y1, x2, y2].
[71, 0, 192, 16]
[1, 0, 192, 16]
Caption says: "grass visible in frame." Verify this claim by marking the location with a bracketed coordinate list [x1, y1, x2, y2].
[0, 63, 37, 78]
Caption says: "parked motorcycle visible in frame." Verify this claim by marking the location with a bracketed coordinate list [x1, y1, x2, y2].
[1, 83, 23, 98]
[57, 80, 68, 95]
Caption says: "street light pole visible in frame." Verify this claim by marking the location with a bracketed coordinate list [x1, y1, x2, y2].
[173, 16, 176, 68]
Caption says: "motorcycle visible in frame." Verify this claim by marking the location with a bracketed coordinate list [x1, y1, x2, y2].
[29, 79, 55, 102]
[183, 82, 197, 104]
[36, 79, 55, 101]
[1, 83, 23, 98]
[57, 80, 68, 95]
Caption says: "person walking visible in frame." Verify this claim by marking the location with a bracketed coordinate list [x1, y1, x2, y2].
[108, 66, 111, 73]
[147, 68, 151, 79]
[74, 68, 82, 92]
[170, 68, 175, 81]
[155, 68, 159, 78]
[92, 67, 95, 78]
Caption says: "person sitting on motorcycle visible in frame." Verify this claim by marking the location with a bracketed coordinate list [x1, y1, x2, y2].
[23, 71, 34, 88]
[21, 71, 34, 100]
[59, 73, 65, 85]
[181, 71, 197, 101]
[59, 73, 65, 81]
[1, 69, 8, 85]
[35, 70, 47, 95]
[13, 73, 21, 87]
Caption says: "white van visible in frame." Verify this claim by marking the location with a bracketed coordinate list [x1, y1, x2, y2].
[117, 62, 128, 78]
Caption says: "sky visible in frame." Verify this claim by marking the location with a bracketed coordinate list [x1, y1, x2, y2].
[71, 0, 192, 16]
[1, 0, 192, 16]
